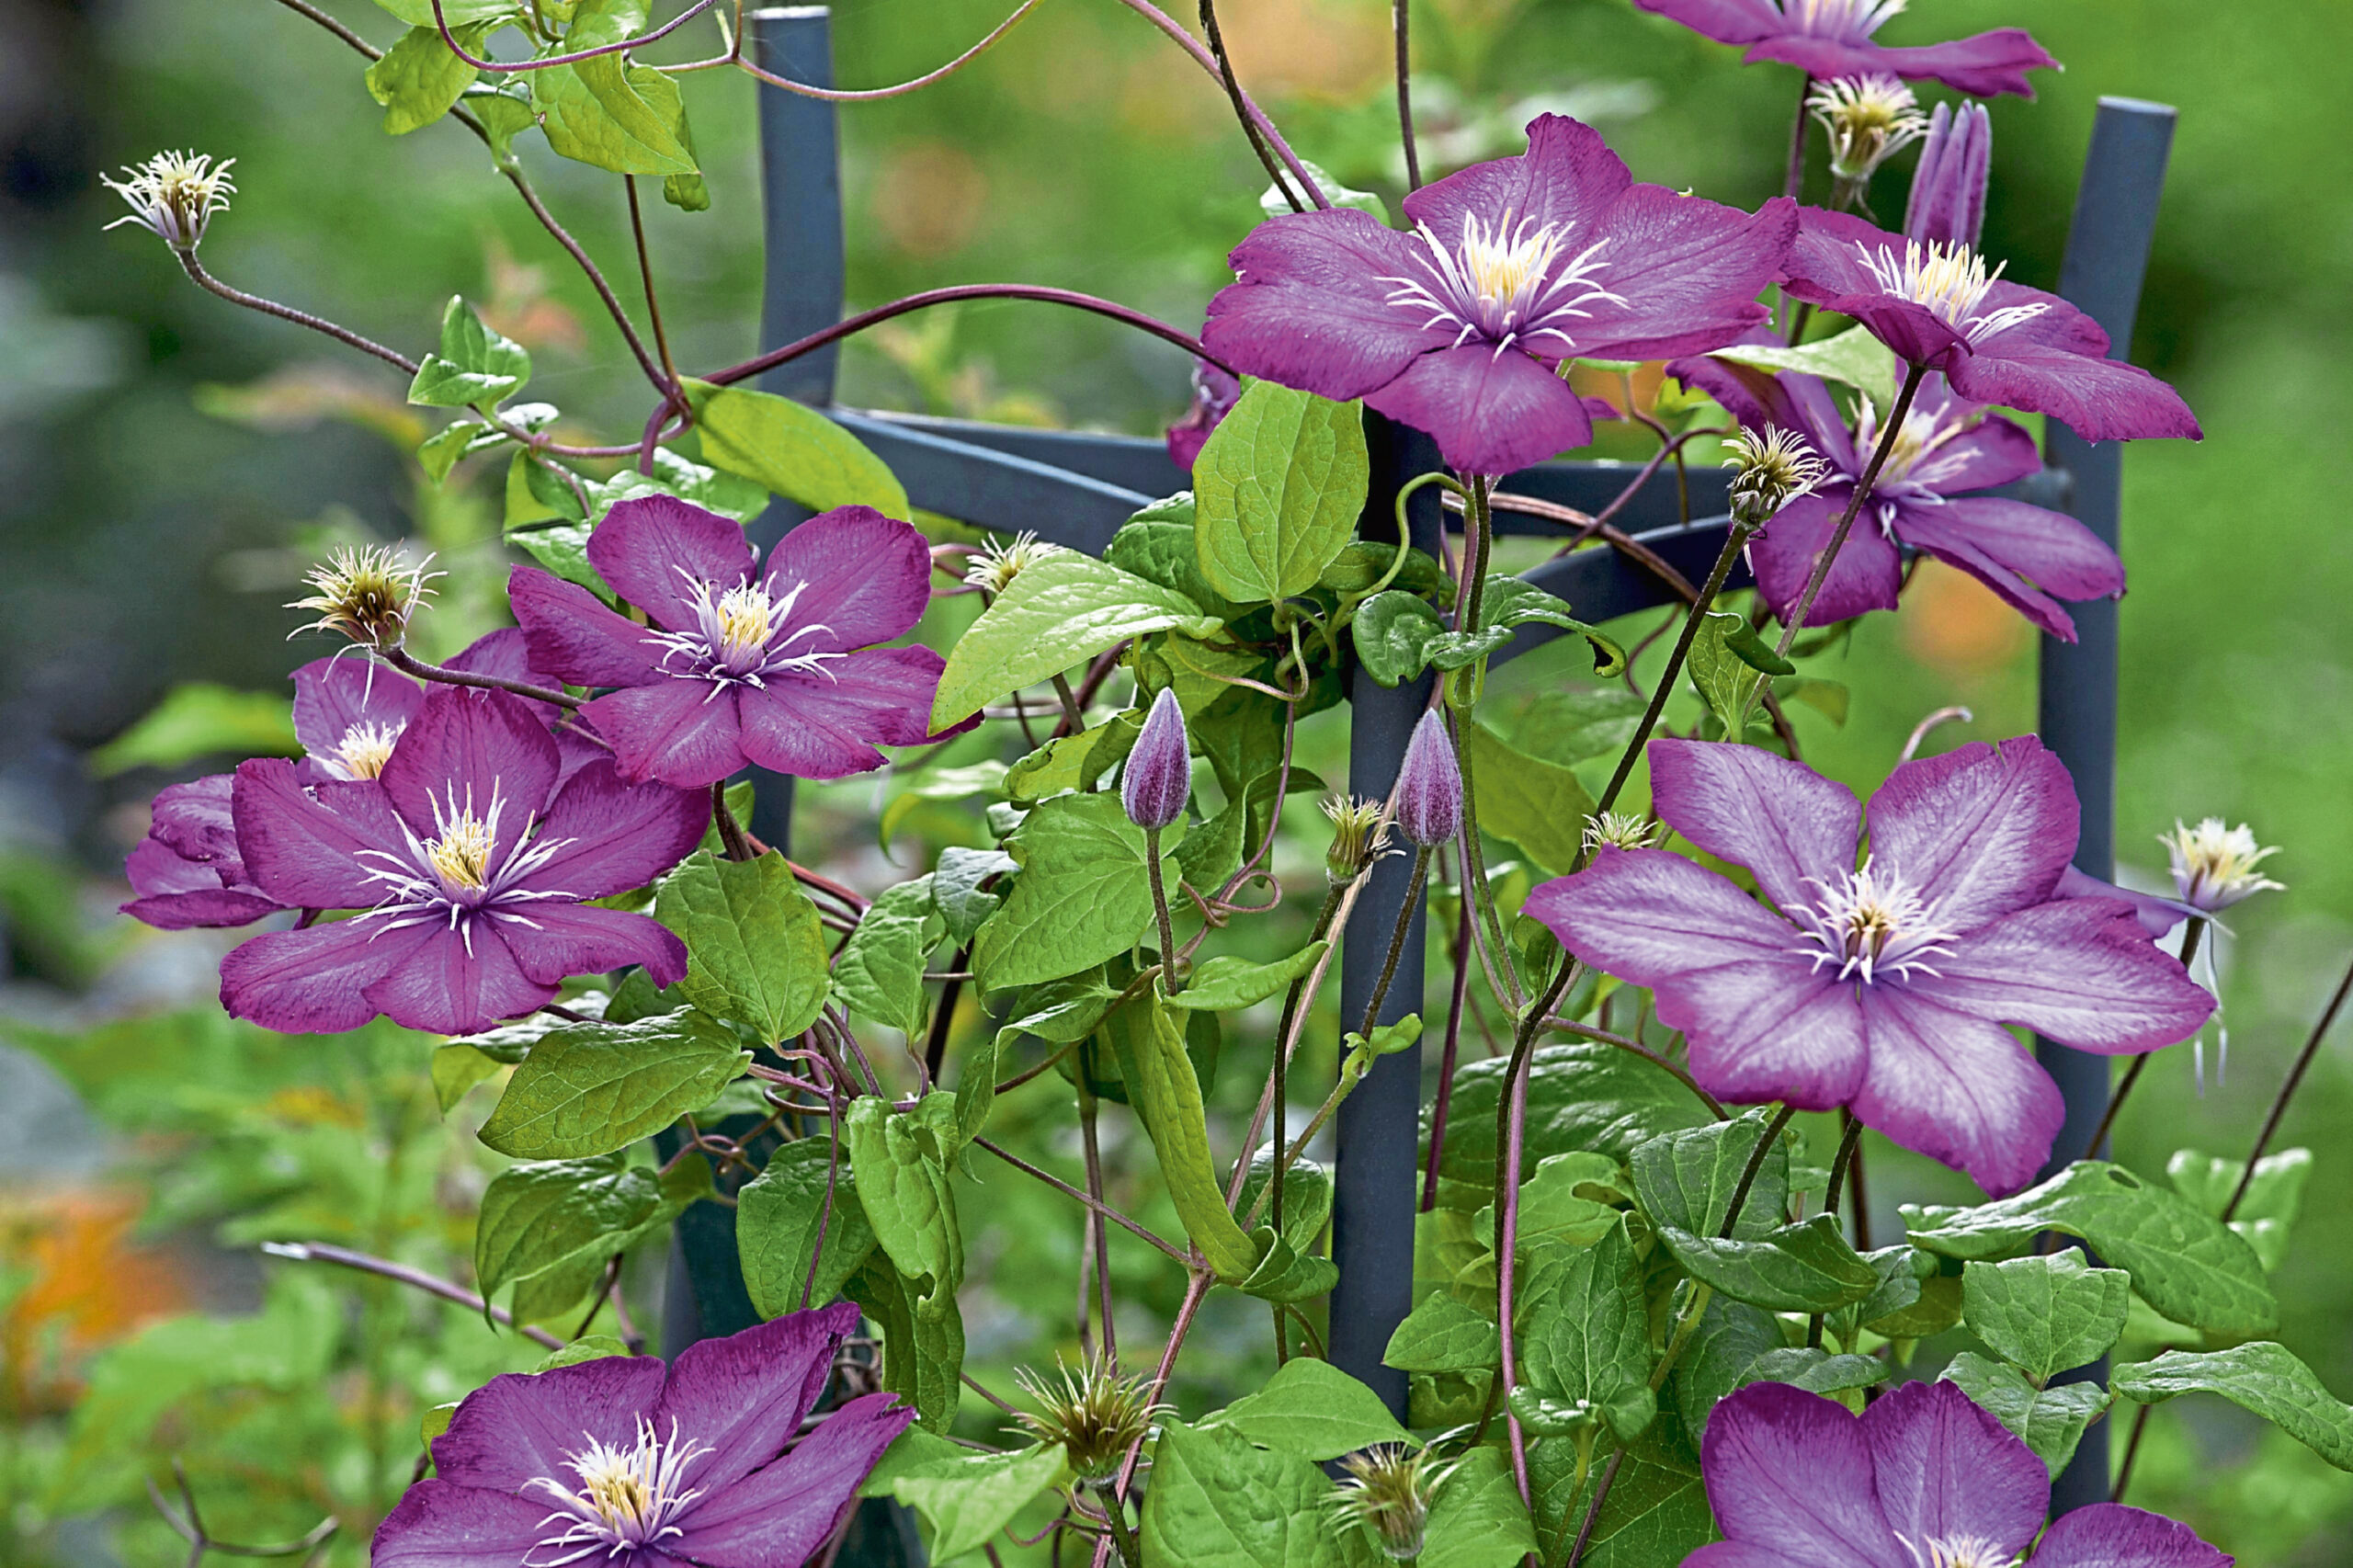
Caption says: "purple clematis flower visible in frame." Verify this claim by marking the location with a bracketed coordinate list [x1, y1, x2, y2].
[1671, 358, 2118, 638]
[219, 685, 702, 1038]
[1166, 358, 1241, 472]
[1201, 114, 1796, 476]
[510, 497, 954, 790]
[1635, 0, 2058, 99]
[374, 1303, 914, 1568]
[1692, 1379, 2231, 1568]
[1525, 736, 2214, 1195]
[121, 774, 290, 930]
[1780, 208, 2201, 443]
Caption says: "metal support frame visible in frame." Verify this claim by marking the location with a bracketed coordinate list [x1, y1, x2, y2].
[667, 12, 2176, 1539]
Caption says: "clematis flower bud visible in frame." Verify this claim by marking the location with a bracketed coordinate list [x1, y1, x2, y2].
[1723, 425, 1831, 531]
[1322, 793, 1392, 887]
[1808, 75, 1929, 211]
[102, 151, 237, 252]
[2160, 818, 2284, 913]
[1905, 100, 1992, 250]
[287, 544, 441, 652]
[1328, 1446, 1449, 1562]
[1394, 711, 1462, 849]
[1122, 687, 1191, 830]
[1165, 358, 1241, 472]
[962, 529, 1065, 597]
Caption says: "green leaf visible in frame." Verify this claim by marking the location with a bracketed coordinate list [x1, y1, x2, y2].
[431, 1041, 508, 1113]
[474, 1152, 705, 1309]
[1192, 381, 1368, 605]
[1386, 1290, 1501, 1375]
[1433, 1043, 1711, 1209]
[1901, 1161, 2278, 1335]
[1238, 1229, 1339, 1304]
[1519, 1221, 1653, 1437]
[1478, 578, 1627, 677]
[831, 880, 942, 1038]
[472, 87, 539, 165]
[843, 1094, 964, 1301]
[1318, 540, 1450, 601]
[1631, 1109, 1788, 1241]
[2113, 1341, 2353, 1471]
[368, 0, 517, 22]
[1488, 686, 1645, 767]
[1866, 1270, 1963, 1341]
[1232, 1149, 1335, 1252]
[419, 415, 510, 483]
[663, 171, 710, 211]
[1655, 1214, 1882, 1314]
[1107, 509, 1248, 623]
[1142, 1420, 1353, 1568]
[1205, 1358, 1413, 1461]
[91, 684, 298, 775]
[890, 1444, 1067, 1562]
[1938, 1351, 2109, 1477]
[1162, 944, 1328, 1012]
[531, 59, 698, 176]
[1260, 159, 1390, 222]
[1685, 612, 1771, 740]
[2168, 1146, 2311, 1271]
[1419, 1444, 1540, 1568]
[1530, 1424, 1711, 1568]
[410, 295, 530, 407]
[1098, 991, 1258, 1281]
[1465, 722, 1597, 876]
[654, 850, 832, 1044]
[477, 1011, 749, 1159]
[589, 447, 770, 526]
[1003, 710, 1142, 803]
[365, 24, 486, 135]
[1350, 590, 1447, 688]
[530, 1335, 632, 1372]
[737, 1135, 878, 1318]
[509, 520, 612, 604]
[1961, 1252, 2131, 1383]
[680, 378, 908, 519]
[1773, 676, 1848, 728]
[847, 1254, 962, 1432]
[859, 1424, 966, 1497]
[1708, 323, 1898, 415]
[1745, 1346, 1889, 1395]
[934, 846, 1015, 947]
[971, 793, 1185, 993]
[932, 553, 1221, 730]
[1675, 1295, 1785, 1441]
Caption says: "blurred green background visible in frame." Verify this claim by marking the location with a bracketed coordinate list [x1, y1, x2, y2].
[3, 0, 2349, 1562]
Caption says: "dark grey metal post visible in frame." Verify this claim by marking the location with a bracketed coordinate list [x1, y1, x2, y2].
[1329, 415, 1445, 1418]
[2034, 96, 2177, 1517]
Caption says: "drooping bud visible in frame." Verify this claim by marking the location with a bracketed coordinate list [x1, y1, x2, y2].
[1582, 811, 1665, 857]
[1808, 75, 1929, 211]
[102, 151, 237, 252]
[1723, 425, 1832, 531]
[287, 544, 442, 651]
[1122, 687, 1191, 830]
[1905, 100, 1992, 250]
[1165, 358, 1242, 473]
[2160, 819, 2284, 913]
[1012, 1357, 1171, 1484]
[962, 529, 1066, 597]
[1394, 710, 1462, 849]
[1321, 793, 1392, 887]
[1327, 1446, 1449, 1562]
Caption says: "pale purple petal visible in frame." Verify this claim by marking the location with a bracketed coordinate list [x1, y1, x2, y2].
[446, 627, 569, 725]
[1866, 736, 2078, 929]
[377, 688, 562, 875]
[1746, 485, 1904, 628]
[501, 903, 688, 990]
[2055, 866, 2194, 941]
[290, 655, 422, 763]
[148, 774, 242, 864]
[1684, 1546, 1818, 1568]
[1784, 372, 1863, 474]
[1915, 407, 2041, 494]
[735, 647, 950, 781]
[370, 1481, 563, 1568]
[1700, 1383, 1898, 1568]
[1853, 983, 2064, 1198]
[760, 506, 938, 654]
[1203, 210, 1457, 400]
[1564, 190, 1794, 364]
[509, 565, 668, 688]
[656, 1303, 861, 1494]
[220, 917, 437, 1034]
[1401, 112, 1633, 257]
[666, 1393, 915, 1567]
[1524, 846, 1801, 983]
[361, 919, 556, 1037]
[1889, 495, 2123, 641]
[1629, 0, 1784, 47]
[429, 1356, 668, 1494]
[1364, 341, 1597, 476]
[1905, 900, 2214, 1053]
[1672, 959, 1870, 1110]
[587, 494, 759, 627]
[1906, 102, 1991, 250]
[1646, 738, 1860, 915]
[2030, 1503, 2234, 1568]
[122, 836, 283, 929]
[231, 759, 406, 909]
[580, 682, 748, 790]
[1781, 210, 1972, 370]
[1862, 1380, 2046, 1559]
[1948, 299, 2203, 442]
[519, 760, 709, 900]
[1859, 32, 2062, 99]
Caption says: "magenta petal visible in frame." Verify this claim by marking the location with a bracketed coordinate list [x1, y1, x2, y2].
[123, 884, 284, 931]
[508, 566, 666, 688]
[586, 494, 759, 628]
[1524, 846, 1799, 984]
[127, 835, 222, 899]
[759, 506, 934, 653]
[1747, 486, 1904, 627]
[1781, 210, 1972, 369]
[1366, 342, 1597, 476]
[581, 682, 748, 790]
[1864, 31, 2063, 99]
[232, 759, 406, 909]
[1921, 405, 2041, 493]
[370, 1480, 564, 1567]
[446, 627, 569, 724]
[1647, 738, 1860, 915]
[656, 1303, 861, 1494]
[1949, 307, 2203, 442]
[290, 655, 422, 765]
[1862, 1380, 2047, 1558]
[521, 760, 709, 900]
[1784, 372, 1862, 473]
[735, 647, 948, 781]
[1402, 113, 1632, 255]
[1629, 0, 1784, 47]
[1854, 983, 2064, 1198]
[1906, 901, 2214, 1054]
[1203, 210, 1455, 400]
[1867, 736, 2078, 929]
[1671, 960, 1869, 1110]
[430, 1356, 667, 1494]
[220, 917, 435, 1034]
[148, 773, 242, 863]
[503, 903, 688, 990]
[2055, 866, 2194, 941]
[1568, 191, 1794, 363]
[2030, 1503, 2234, 1568]
[666, 1393, 915, 1567]
[360, 920, 555, 1036]
[1700, 1383, 1896, 1567]
[378, 687, 562, 873]
[1902, 497, 2123, 603]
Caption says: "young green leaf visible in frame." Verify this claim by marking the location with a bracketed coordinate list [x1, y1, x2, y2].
[1202, 1358, 1414, 1461]
[970, 793, 1185, 992]
[2167, 1146, 2311, 1270]
[1707, 323, 1900, 417]
[474, 1152, 708, 1308]
[1419, 1444, 1540, 1568]
[830, 879, 942, 1038]
[1384, 1290, 1501, 1376]
[1961, 1252, 2131, 1383]
[1097, 992, 1259, 1281]
[477, 1011, 749, 1159]
[679, 378, 909, 519]
[1159, 943, 1329, 1012]
[737, 1135, 878, 1318]
[842, 1094, 965, 1301]
[1432, 1043, 1711, 1209]
[1685, 612, 1772, 741]
[364, 25, 489, 136]
[1938, 1351, 2110, 1478]
[1518, 1220, 1653, 1435]
[530, 60, 698, 176]
[1653, 1213, 1883, 1313]
[1192, 381, 1368, 605]
[1465, 722, 1598, 877]
[1631, 1109, 1789, 1241]
[847, 1254, 963, 1432]
[409, 296, 530, 407]
[1142, 1421, 1356, 1568]
[889, 1444, 1067, 1562]
[654, 850, 832, 1044]
[2113, 1342, 2353, 1471]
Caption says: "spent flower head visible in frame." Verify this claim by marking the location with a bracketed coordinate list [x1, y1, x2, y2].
[288, 544, 441, 651]
[1724, 424, 1832, 529]
[1327, 1446, 1450, 1562]
[1809, 74, 1930, 203]
[1583, 811, 1666, 856]
[1322, 793, 1393, 886]
[102, 151, 237, 251]
[963, 529, 1066, 597]
[1011, 1357, 1170, 1483]
[2161, 818, 2284, 913]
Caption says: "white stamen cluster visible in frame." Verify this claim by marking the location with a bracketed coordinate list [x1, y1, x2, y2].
[351, 780, 575, 955]
[288, 545, 442, 651]
[1856, 239, 2051, 347]
[329, 720, 404, 781]
[1321, 793, 1396, 886]
[1851, 394, 1976, 501]
[1897, 1532, 2022, 1568]
[1582, 811, 1666, 856]
[1781, 0, 1907, 38]
[102, 151, 236, 251]
[1381, 210, 1625, 358]
[1810, 75, 1930, 189]
[964, 529, 1066, 597]
[1326, 1446, 1452, 1562]
[523, 1417, 713, 1565]
[2161, 818, 2284, 913]
[649, 569, 839, 694]
[1724, 425, 1832, 529]
[1792, 859, 1961, 983]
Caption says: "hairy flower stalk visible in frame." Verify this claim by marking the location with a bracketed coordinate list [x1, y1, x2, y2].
[1808, 74, 1929, 210]
[288, 545, 442, 652]
[103, 151, 237, 250]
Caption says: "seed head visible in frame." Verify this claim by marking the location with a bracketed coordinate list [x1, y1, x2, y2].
[1327, 1446, 1450, 1562]
[1394, 711, 1463, 849]
[1582, 811, 1665, 857]
[288, 544, 442, 652]
[1321, 793, 1393, 887]
[2160, 818, 2284, 914]
[1809, 75, 1929, 203]
[1010, 1357, 1170, 1483]
[963, 530, 1066, 597]
[102, 151, 237, 252]
[1122, 687, 1192, 831]
[1724, 425, 1832, 530]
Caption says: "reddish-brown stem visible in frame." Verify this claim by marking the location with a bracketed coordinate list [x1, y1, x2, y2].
[261, 1240, 565, 1350]
[733, 0, 1042, 100]
[382, 645, 582, 708]
[430, 0, 718, 71]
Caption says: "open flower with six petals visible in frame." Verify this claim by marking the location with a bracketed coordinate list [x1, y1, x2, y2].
[1635, 0, 2059, 98]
